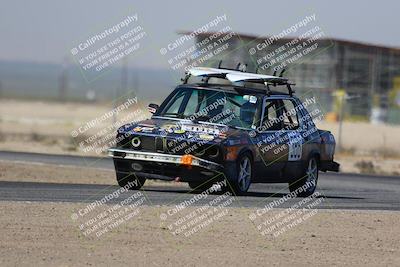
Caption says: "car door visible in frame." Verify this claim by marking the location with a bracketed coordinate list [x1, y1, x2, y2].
[277, 97, 321, 180]
[291, 97, 322, 164]
[254, 97, 288, 181]
[278, 98, 304, 164]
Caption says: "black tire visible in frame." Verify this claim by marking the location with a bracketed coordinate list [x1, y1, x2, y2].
[288, 156, 319, 197]
[116, 171, 146, 190]
[224, 153, 252, 195]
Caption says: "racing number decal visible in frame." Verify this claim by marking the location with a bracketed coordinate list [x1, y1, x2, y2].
[288, 132, 303, 161]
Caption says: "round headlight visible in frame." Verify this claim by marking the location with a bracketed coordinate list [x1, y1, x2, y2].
[207, 146, 220, 158]
[131, 137, 141, 148]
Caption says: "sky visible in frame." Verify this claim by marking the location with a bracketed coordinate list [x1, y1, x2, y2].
[1, 0, 399, 69]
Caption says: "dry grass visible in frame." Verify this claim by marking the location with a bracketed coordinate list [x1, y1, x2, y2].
[0, 99, 399, 174]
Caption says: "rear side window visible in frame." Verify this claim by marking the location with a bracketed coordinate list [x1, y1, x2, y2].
[260, 98, 300, 131]
[261, 99, 282, 130]
[280, 99, 299, 130]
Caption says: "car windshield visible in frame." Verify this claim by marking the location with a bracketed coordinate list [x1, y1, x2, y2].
[155, 88, 260, 129]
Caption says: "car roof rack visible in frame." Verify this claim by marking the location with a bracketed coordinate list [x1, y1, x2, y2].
[181, 61, 296, 96]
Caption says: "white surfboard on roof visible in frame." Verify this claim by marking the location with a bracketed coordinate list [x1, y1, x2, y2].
[188, 67, 234, 77]
[187, 67, 287, 84]
[226, 72, 287, 84]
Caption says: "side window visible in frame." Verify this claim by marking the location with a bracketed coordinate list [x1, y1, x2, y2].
[281, 99, 299, 129]
[261, 99, 282, 130]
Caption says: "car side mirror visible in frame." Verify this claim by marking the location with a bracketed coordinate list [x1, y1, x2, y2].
[147, 103, 159, 114]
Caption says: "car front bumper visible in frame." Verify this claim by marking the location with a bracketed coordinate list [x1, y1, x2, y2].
[107, 148, 223, 173]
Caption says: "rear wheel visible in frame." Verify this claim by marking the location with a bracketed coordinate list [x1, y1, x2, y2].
[116, 171, 146, 190]
[289, 156, 318, 197]
[225, 154, 252, 195]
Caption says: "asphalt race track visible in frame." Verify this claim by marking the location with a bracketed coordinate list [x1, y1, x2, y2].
[0, 151, 399, 211]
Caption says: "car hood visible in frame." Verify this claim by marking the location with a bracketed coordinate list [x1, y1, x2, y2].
[117, 117, 244, 143]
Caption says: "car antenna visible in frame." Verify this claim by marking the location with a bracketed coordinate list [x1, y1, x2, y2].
[239, 64, 247, 72]
[264, 82, 271, 96]
[235, 62, 241, 70]
[181, 71, 191, 84]
[287, 84, 294, 96]
[272, 70, 277, 87]
[204, 61, 223, 84]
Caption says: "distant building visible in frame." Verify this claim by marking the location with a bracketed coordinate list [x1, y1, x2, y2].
[180, 31, 400, 122]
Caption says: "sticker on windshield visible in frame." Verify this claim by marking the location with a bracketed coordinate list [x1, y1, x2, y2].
[243, 95, 257, 104]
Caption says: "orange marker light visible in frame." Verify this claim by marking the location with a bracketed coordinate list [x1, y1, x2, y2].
[226, 146, 239, 161]
[181, 154, 193, 165]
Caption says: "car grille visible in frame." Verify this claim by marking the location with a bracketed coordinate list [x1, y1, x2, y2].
[117, 134, 156, 151]
[116, 134, 223, 164]
[165, 138, 223, 163]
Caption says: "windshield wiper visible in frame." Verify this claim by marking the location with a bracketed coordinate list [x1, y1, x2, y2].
[162, 112, 185, 118]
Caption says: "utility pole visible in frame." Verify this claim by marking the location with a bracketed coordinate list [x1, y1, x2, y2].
[336, 92, 360, 153]
[337, 93, 345, 153]
[113, 58, 128, 128]
[112, 85, 117, 127]
[0, 81, 2, 140]
[59, 58, 68, 102]
[121, 57, 128, 98]
[131, 71, 138, 96]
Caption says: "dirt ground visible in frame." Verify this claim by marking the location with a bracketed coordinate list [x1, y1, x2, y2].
[0, 201, 399, 267]
[0, 160, 399, 266]
[0, 160, 185, 187]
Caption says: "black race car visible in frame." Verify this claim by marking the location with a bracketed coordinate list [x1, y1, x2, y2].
[108, 66, 339, 196]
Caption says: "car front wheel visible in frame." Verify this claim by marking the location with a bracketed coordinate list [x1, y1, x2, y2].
[225, 154, 252, 195]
